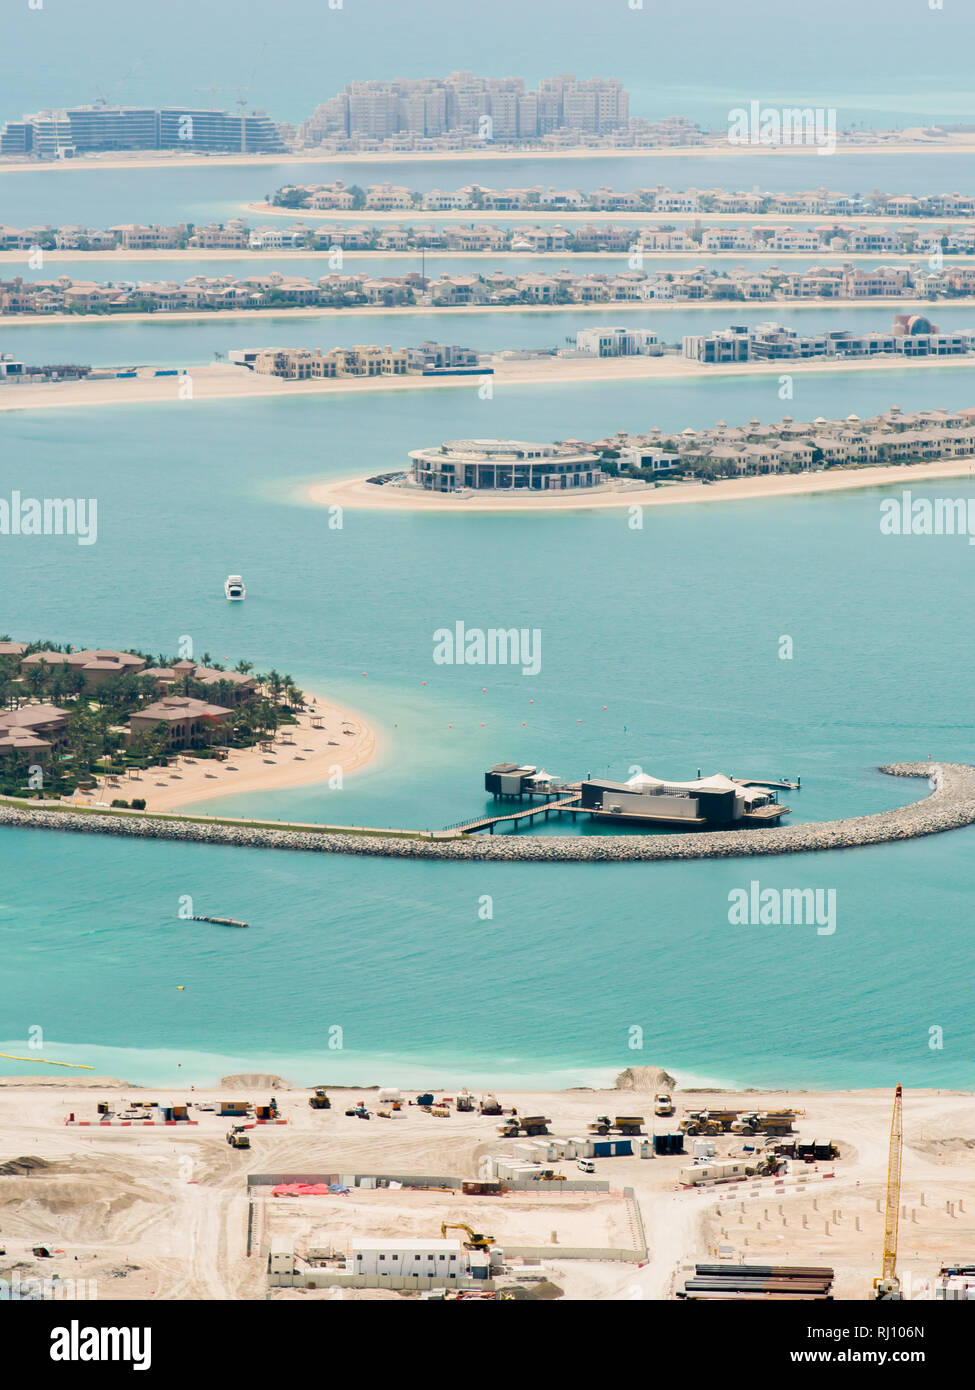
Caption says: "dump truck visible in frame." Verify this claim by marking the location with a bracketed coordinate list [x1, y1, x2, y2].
[587, 1114, 646, 1136]
[730, 1110, 797, 1137]
[441, 1223, 494, 1251]
[308, 1088, 331, 1110]
[479, 1095, 503, 1115]
[497, 1115, 551, 1137]
[226, 1126, 251, 1150]
[679, 1108, 741, 1136]
[654, 1093, 675, 1117]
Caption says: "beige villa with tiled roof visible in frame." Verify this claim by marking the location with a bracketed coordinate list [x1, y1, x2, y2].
[141, 661, 258, 704]
[128, 696, 234, 750]
[21, 649, 146, 690]
[0, 702, 70, 759]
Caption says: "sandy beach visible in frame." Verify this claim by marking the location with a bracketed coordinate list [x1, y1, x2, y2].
[309, 457, 975, 516]
[248, 199, 970, 228]
[0, 133, 970, 178]
[0, 1071, 971, 1301]
[66, 693, 378, 815]
[2, 352, 975, 417]
[3, 293, 969, 334]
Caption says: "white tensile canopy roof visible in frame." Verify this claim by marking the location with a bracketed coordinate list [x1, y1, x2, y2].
[532, 769, 554, 782]
[625, 771, 748, 797]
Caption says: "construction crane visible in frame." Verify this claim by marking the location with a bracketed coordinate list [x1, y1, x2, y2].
[874, 1084, 903, 1300]
[195, 85, 223, 110]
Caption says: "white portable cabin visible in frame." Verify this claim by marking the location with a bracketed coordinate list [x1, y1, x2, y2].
[268, 1239, 295, 1276]
[680, 1159, 750, 1186]
[563, 1136, 595, 1159]
[350, 1238, 469, 1280]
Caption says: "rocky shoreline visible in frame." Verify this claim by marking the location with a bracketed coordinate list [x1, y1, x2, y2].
[1, 763, 973, 862]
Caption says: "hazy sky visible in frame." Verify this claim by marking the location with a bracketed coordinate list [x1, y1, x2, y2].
[1, 0, 971, 126]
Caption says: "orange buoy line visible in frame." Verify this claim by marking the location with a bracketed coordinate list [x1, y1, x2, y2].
[0, 1053, 94, 1070]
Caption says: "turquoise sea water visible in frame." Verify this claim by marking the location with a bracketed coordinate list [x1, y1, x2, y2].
[1, 0, 971, 135]
[8, 301, 975, 371]
[2, 370, 975, 1090]
[5, 150, 975, 231]
[3, 79, 975, 1089]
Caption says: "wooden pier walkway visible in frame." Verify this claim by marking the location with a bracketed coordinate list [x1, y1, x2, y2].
[447, 792, 583, 835]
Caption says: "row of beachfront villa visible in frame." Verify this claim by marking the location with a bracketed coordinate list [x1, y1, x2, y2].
[274, 181, 975, 217]
[401, 408, 975, 493]
[681, 316, 975, 363]
[5, 219, 975, 258]
[595, 405, 975, 478]
[4, 261, 975, 318]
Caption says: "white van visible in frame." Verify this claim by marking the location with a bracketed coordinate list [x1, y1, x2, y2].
[576, 1158, 596, 1174]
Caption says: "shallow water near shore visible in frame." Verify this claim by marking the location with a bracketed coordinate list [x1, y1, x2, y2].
[2, 373, 975, 1089]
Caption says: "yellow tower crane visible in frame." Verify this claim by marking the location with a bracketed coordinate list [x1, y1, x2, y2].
[874, 1083, 903, 1300]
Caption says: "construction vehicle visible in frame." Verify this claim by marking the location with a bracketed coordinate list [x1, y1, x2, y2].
[746, 1152, 785, 1177]
[654, 1093, 675, 1117]
[730, 1110, 798, 1137]
[679, 1108, 740, 1136]
[441, 1223, 494, 1251]
[587, 1114, 645, 1136]
[479, 1095, 503, 1115]
[497, 1114, 551, 1137]
[538, 1170, 567, 1182]
[874, 1084, 903, 1301]
[308, 1088, 331, 1110]
[226, 1125, 250, 1150]
[456, 1090, 475, 1112]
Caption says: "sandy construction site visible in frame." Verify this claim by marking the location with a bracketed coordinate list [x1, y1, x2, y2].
[1, 1072, 974, 1301]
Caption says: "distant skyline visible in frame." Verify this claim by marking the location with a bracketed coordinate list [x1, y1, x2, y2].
[2, 0, 974, 130]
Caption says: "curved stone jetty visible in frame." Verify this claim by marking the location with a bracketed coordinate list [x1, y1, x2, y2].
[1, 763, 974, 862]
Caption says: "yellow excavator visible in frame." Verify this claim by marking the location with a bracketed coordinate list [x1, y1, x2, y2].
[441, 1222, 494, 1250]
[874, 1084, 903, 1300]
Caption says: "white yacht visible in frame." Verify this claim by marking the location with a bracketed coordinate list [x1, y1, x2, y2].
[224, 574, 246, 601]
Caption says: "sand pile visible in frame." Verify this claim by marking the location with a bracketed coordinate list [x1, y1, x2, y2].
[614, 1065, 676, 1093]
[0, 1156, 51, 1175]
[220, 1073, 291, 1090]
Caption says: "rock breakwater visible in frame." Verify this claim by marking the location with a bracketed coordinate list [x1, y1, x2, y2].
[1, 763, 973, 862]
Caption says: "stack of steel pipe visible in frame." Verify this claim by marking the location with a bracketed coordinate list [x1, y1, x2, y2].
[678, 1263, 834, 1300]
